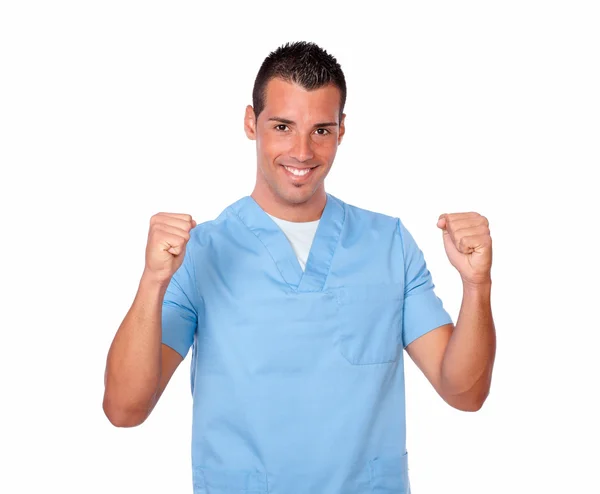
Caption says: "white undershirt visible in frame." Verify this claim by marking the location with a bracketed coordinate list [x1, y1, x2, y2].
[267, 214, 320, 271]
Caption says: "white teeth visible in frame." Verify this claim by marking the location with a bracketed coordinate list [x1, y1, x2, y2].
[284, 166, 311, 176]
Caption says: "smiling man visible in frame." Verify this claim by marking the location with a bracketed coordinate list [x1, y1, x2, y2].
[103, 41, 496, 493]
[247, 74, 343, 221]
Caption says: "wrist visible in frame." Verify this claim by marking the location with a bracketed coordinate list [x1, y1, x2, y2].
[140, 269, 171, 291]
[461, 277, 492, 295]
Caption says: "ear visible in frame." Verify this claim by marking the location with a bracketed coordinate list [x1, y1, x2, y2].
[338, 113, 346, 145]
[244, 105, 257, 140]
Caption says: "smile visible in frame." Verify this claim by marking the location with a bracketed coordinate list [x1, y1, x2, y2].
[282, 165, 317, 179]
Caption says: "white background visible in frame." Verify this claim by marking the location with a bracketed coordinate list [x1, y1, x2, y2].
[1, 1, 598, 492]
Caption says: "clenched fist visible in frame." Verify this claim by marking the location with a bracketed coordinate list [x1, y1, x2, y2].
[436, 212, 492, 286]
[144, 212, 196, 284]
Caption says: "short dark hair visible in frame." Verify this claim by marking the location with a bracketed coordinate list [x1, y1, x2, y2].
[252, 41, 347, 124]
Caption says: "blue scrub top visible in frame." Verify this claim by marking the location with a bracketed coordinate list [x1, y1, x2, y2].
[162, 193, 453, 494]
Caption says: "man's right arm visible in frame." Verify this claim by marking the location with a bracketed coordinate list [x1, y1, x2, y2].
[103, 213, 196, 427]
[102, 273, 183, 427]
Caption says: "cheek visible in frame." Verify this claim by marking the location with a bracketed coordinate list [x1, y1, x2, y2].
[319, 140, 339, 162]
[258, 135, 285, 161]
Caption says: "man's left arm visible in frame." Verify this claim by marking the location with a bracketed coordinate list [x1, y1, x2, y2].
[405, 212, 496, 412]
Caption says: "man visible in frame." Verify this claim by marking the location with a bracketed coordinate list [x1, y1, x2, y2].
[103, 41, 496, 493]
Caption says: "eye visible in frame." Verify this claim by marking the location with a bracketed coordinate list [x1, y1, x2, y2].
[275, 124, 289, 132]
[315, 128, 330, 136]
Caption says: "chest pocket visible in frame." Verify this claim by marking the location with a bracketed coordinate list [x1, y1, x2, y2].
[332, 283, 404, 365]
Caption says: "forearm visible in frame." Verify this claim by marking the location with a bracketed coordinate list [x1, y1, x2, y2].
[103, 270, 168, 425]
[441, 281, 496, 408]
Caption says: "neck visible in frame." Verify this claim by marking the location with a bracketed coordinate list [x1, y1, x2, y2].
[251, 186, 326, 222]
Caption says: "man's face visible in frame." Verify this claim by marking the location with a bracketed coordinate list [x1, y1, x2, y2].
[245, 78, 345, 207]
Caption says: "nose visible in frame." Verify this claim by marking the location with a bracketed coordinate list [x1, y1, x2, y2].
[289, 134, 314, 163]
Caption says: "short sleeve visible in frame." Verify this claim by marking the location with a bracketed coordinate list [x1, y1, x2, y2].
[397, 218, 453, 348]
[161, 246, 198, 359]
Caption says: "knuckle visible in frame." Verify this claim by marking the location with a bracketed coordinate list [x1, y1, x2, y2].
[151, 213, 166, 225]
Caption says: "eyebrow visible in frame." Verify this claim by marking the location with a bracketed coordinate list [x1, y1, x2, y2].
[267, 117, 338, 127]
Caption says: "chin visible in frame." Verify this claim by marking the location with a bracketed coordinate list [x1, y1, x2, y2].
[277, 186, 317, 206]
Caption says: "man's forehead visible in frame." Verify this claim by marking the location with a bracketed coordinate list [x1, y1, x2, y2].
[262, 78, 340, 122]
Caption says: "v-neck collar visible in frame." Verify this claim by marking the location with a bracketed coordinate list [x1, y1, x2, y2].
[231, 193, 345, 292]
